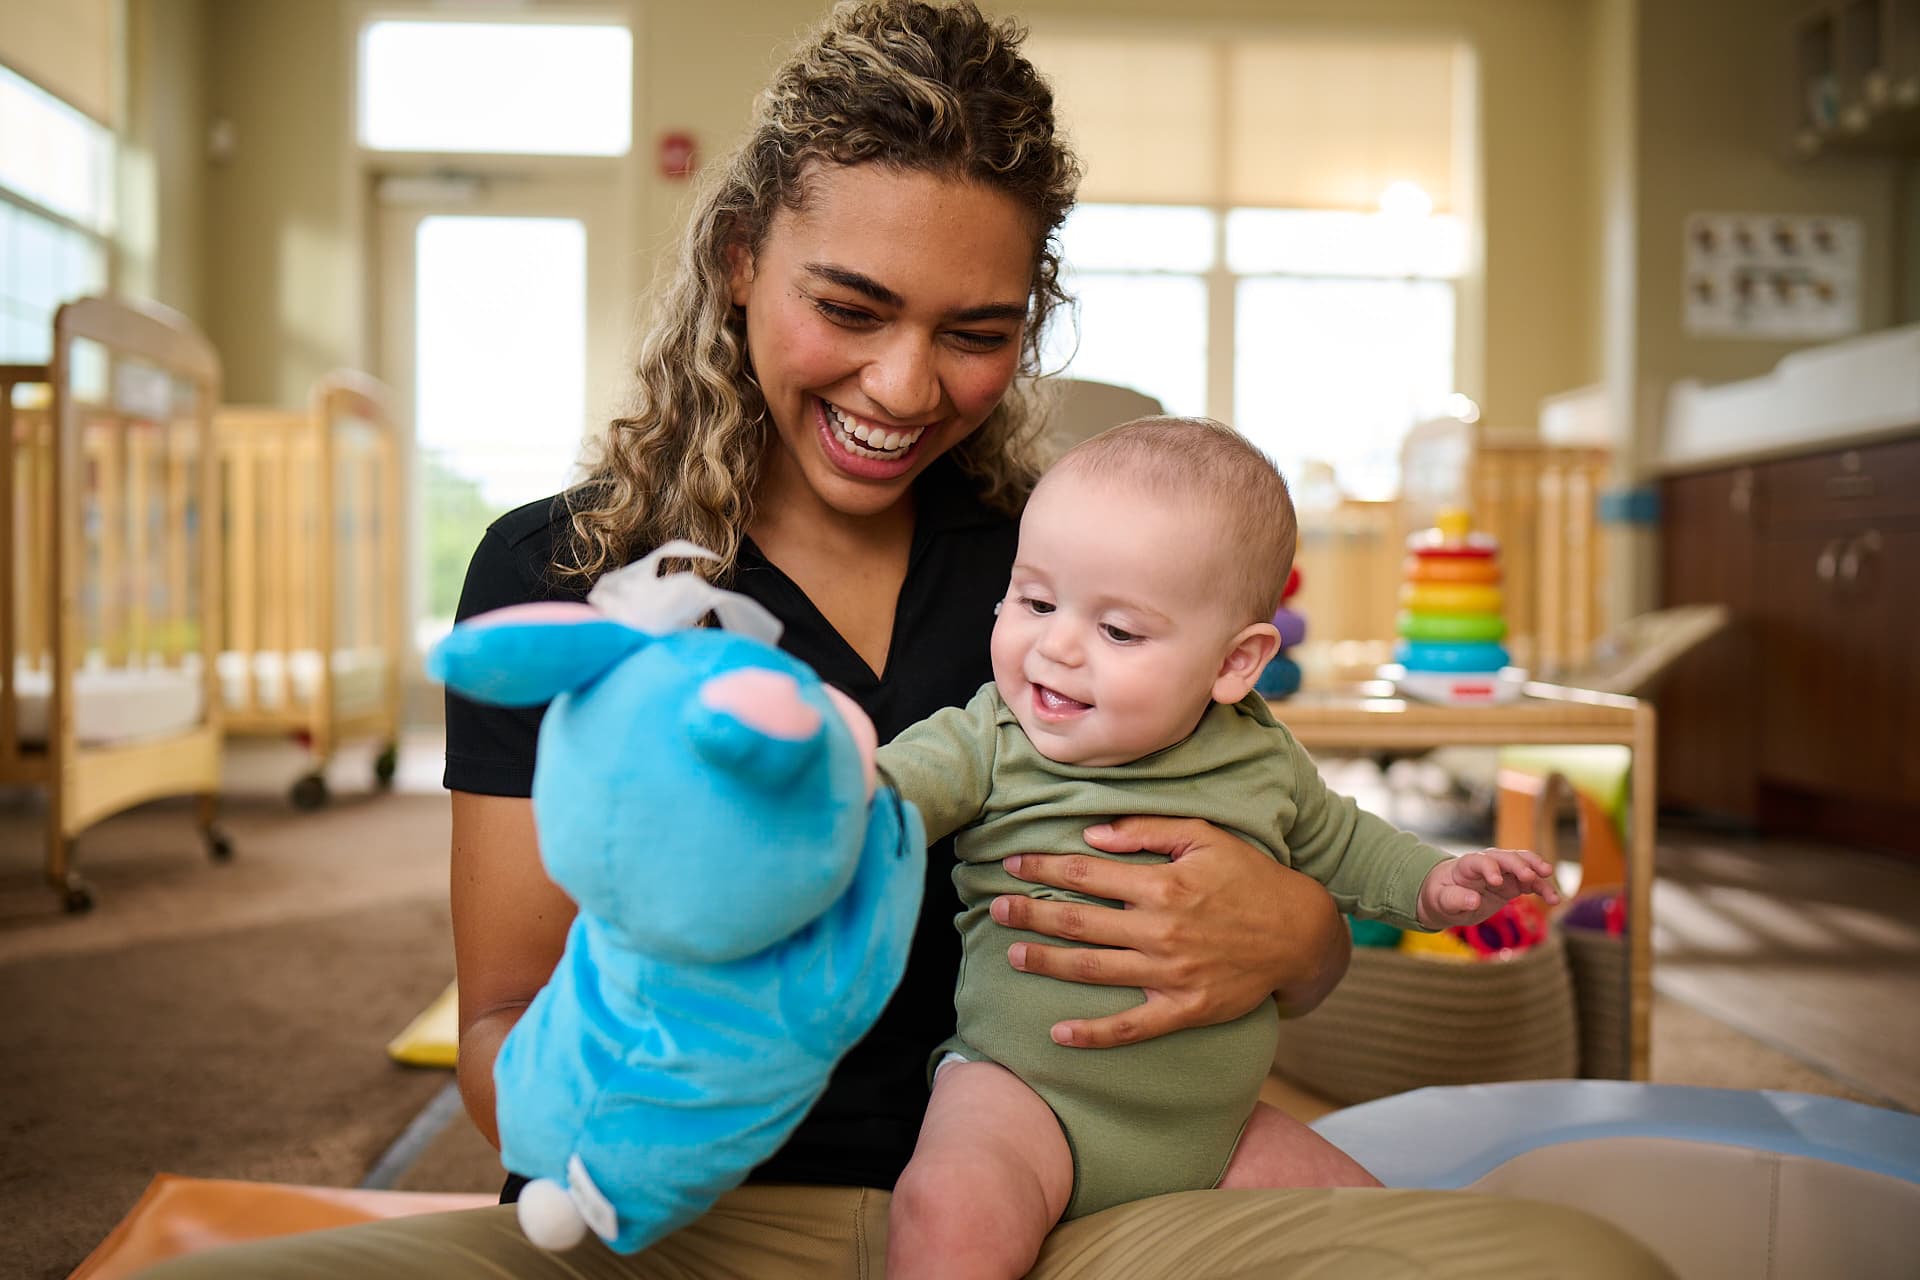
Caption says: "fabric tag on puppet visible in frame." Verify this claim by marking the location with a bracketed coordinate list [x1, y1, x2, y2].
[567, 1154, 619, 1243]
[588, 539, 782, 644]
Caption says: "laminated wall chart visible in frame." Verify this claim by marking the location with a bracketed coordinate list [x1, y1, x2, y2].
[1682, 212, 1861, 340]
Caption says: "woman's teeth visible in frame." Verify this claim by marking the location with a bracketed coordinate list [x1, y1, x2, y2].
[825, 403, 924, 459]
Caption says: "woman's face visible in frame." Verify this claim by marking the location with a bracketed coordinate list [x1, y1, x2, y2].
[730, 164, 1037, 523]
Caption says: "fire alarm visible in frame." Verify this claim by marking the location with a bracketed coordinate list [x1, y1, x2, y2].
[658, 131, 697, 179]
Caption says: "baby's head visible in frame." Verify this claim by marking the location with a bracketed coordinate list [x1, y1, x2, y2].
[991, 416, 1295, 766]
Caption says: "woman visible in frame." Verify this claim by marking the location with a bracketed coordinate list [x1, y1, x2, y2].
[150, 4, 1669, 1274]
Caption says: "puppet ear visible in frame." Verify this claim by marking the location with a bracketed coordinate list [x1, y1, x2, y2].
[427, 603, 650, 706]
[684, 667, 823, 785]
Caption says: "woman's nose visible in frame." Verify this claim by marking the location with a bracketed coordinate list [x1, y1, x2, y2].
[862, 331, 941, 420]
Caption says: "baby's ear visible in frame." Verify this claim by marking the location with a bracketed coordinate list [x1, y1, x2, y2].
[428, 603, 650, 706]
[1212, 622, 1282, 704]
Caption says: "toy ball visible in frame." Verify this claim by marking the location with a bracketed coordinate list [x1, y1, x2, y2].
[1449, 896, 1551, 959]
[1255, 655, 1302, 700]
[1270, 605, 1308, 649]
[1282, 564, 1302, 601]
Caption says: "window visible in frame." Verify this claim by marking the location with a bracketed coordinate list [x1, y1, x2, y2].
[358, 21, 632, 156]
[0, 64, 112, 363]
[1028, 32, 1473, 500]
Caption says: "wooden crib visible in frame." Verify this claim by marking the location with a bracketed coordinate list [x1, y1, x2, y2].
[2, 297, 229, 912]
[215, 373, 403, 808]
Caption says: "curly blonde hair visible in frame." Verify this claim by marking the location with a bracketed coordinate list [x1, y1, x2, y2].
[562, 0, 1080, 585]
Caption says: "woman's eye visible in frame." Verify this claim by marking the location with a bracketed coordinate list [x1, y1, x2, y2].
[948, 329, 1011, 352]
[814, 299, 875, 326]
[1101, 623, 1140, 644]
[1020, 597, 1054, 615]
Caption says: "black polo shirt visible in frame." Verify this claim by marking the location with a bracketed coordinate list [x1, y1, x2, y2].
[444, 456, 1019, 1191]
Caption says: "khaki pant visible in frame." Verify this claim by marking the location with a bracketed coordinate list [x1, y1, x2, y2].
[138, 1182, 1674, 1278]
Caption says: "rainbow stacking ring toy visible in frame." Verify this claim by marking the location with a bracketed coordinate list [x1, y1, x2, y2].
[1384, 509, 1521, 704]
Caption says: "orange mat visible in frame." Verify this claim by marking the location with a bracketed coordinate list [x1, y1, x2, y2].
[70, 1175, 495, 1279]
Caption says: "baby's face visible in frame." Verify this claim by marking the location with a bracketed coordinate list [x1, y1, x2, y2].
[991, 470, 1245, 767]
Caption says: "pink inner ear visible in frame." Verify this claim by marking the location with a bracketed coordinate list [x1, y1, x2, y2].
[466, 602, 603, 628]
[700, 669, 822, 740]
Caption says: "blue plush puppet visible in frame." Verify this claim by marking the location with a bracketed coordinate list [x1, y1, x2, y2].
[427, 541, 927, 1255]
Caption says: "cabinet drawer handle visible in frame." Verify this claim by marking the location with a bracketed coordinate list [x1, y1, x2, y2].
[1817, 538, 1842, 582]
[1839, 530, 1882, 587]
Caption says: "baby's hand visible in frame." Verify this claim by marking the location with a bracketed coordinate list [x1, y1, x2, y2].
[1416, 849, 1561, 929]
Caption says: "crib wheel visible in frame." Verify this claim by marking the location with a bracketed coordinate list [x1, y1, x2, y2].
[206, 827, 235, 862]
[62, 877, 95, 914]
[374, 744, 399, 790]
[291, 773, 330, 811]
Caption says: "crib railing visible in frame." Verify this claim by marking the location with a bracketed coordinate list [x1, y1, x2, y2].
[216, 371, 402, 806]
[2, 297, 228, 910]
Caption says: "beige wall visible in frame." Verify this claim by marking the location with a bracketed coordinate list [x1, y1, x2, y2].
[180, 0, 1598, 426]
[153, 1, 1913, 438]
[119, 0, 205, 321]
[1628, 0, 1899, 462]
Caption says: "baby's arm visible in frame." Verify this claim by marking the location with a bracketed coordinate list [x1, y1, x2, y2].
[871, 684, 1000, 844]
[1415, 849, 1562, 929]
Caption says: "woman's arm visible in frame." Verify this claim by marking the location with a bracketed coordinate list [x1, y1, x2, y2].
[987, 816, 1351, 1048]
[450, 790, 575, 1147]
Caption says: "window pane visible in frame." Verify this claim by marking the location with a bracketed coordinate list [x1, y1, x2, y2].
[0, 64, 115, 232]
[1235, 277, 1454, 501]
[360, 22, 632, 155]
[1044, 273, 1207, 416]
[415, 215, 587, 624]
[1061, 204, 1215, 273]
[0, 200, 109, 363]
[1228, 208, 1467, 278]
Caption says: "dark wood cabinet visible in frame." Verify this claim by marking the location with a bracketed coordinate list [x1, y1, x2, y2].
[1656, 467, 1760, 820]
[1659, 433, 1920, 853]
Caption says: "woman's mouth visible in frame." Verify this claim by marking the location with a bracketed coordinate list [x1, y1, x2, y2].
[821, 401, 926, 461]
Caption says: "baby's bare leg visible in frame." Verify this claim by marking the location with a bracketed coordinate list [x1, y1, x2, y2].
[1218, 1102, 1384, 1189]
[886, 1060, 1074, 1280]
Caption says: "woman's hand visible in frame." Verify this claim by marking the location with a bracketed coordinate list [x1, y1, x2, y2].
[992, 816, 1351, 1048]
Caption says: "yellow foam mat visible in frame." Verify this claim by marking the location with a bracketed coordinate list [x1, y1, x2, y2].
[387, 980, 459, 1068]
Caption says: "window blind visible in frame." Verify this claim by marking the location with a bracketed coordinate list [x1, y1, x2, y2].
[1026, 31, 1465, 213]
[0, 0, 119, 125]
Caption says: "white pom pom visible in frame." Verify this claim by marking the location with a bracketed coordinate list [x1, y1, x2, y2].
[518, 1177, 589, 1251]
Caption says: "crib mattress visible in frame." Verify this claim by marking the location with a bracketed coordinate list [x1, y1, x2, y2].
[10, 664, 207, 747]
[217, 648, 389, 716]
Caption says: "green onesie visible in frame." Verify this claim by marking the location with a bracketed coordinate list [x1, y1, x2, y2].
[876, 684, 1448, 1219]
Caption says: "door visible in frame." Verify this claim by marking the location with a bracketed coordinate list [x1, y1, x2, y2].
[372, 173, 627, 653]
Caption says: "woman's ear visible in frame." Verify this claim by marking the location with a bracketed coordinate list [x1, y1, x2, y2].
[1212, 622, 1282, 704]
[726, 239, 755, 307]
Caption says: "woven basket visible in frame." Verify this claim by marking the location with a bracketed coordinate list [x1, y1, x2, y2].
[1271, 932, 1579, 1105]
[1561, 926, 1630, 1079]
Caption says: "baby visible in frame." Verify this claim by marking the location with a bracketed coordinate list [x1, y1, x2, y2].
[876, 416, 1559, 1279]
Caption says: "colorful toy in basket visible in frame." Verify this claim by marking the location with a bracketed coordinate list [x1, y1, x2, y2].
[1256, 563, 1306, 700]
[1387, 509, 1521, 704]
[426, 542, 927, 1255]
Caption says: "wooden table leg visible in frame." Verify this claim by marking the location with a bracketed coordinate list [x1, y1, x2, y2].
[1629, 702, 1658, 1080]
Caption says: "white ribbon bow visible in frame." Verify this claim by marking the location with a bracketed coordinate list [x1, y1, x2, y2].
[586, 540, 783, 646]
